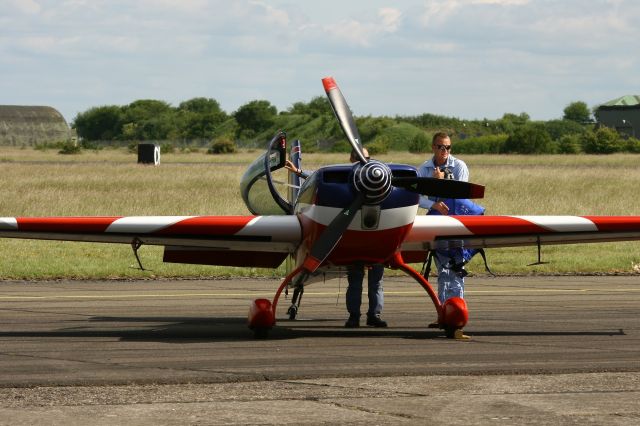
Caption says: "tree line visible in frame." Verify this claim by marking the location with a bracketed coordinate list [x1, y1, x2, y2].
[72, 97, 640, 154]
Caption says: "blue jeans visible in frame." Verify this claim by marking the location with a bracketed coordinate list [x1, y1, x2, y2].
[346, 264, 384, 317]
[433, 251, 464, 303]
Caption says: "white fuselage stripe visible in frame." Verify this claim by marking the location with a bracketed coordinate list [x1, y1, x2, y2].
[235, 216, 301, 240]
[404, 215, 472, 242]
[105, 216, 195, 233]
[0, 217, 18, 230]
[299, 204, 418, 230]
[511, 216, 598, 232]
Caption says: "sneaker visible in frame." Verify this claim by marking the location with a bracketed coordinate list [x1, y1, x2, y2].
[344, 315, 360, 328]
[366, 315, 388, 328]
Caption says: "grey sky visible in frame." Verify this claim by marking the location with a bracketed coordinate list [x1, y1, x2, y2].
[1, 0, 638, 124]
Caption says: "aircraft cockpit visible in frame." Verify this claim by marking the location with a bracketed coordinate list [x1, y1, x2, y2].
[240, 131, 297, 216]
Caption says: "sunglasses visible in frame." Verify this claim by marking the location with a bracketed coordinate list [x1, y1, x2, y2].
[435, 144, 452, 151]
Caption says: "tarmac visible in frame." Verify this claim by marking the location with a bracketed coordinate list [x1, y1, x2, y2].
[0, 275, 638, 424]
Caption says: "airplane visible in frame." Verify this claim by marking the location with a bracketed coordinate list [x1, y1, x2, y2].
[2, 77, 640, 339]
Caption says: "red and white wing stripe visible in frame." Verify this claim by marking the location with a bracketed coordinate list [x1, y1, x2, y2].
[403, 215, 640, 252]
[0, 215, 301, 252]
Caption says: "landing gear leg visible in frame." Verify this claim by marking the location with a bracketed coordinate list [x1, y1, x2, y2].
[286, 286, 304, 320]
[247, 265, 305, 339]
[389, 252, 443, 322]
[389, 252, 469, 340]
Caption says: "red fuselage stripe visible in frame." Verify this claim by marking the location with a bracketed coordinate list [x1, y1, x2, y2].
[17, 217, 121, 233]
[455, 216, 548, 235]
[156, 216, 255, 235]
[582, 216, 640, 232]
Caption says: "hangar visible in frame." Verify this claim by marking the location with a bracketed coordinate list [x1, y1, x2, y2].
[595, 95, 639, 138]
[0, 105, 70, 146]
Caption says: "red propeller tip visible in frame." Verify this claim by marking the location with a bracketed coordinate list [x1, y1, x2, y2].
[470, 184, 485, 199]
[322, 77, 337, 92]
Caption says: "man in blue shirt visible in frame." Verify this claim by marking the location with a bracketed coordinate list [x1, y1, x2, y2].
[417, 132, 470, 314]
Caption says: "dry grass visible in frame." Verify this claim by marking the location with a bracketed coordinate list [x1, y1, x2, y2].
[1, 147, 639, 279]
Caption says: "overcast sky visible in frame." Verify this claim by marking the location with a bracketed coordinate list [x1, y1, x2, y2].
[2, 0, 639, 124]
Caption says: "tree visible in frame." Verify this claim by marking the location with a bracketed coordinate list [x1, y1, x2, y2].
[119, 100, 176, 140]
[544, 119, 586, 141]
[305, 96, 332, 118]
[72, 106, 123, 141]
[495, 112, 530, 134]
[233, 100, 277, 137]
[177, 98, 227, 140]
[122, 99, 173, 123]
[286, 96, 332, 118]
[503, 123, 552, 154]
[178, 97, 223, 115]
[563, 101, 591, 123]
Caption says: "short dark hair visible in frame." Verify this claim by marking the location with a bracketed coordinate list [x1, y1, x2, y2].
[432, 132, 450, 145]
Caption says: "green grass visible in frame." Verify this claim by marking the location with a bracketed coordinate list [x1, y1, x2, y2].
[1, 147, 639, 279]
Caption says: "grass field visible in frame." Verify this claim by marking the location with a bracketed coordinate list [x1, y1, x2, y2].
[1, 146, 639, 279]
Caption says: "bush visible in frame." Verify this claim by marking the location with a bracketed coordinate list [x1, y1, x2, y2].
[34, 141, 62, 151]
[378, 122, 424, 150]
[624, 137, 640, 153]
[160, 142, 175, 154]
[408, 131, 430, 153]
[207, 137, 236, 154]
[329, 140, 351, 153]
[455, 134, 508, 154]
[356, 116, 395, 142]
[581, 127, 624, 154]
[544, 119, 586, 141]
[366, 135, 390, 155]
[504, 123, 552, 154]
[58, 141, 82, 155]
[557, 134, 582, 154]
[80, 140, 103, 150]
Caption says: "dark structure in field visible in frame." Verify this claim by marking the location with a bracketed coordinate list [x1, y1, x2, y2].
[595, 95, 640, 138]
[0, 105, 70, 145]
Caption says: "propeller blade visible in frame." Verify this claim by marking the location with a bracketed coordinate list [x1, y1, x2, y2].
[322, 77, 368, 164]
[392, 176, 485, 199]
[303, 192, 366, 273]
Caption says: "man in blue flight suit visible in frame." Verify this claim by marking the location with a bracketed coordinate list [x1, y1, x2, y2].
[417, 132, 470, 319]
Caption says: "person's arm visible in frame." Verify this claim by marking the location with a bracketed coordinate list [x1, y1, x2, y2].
[455, 161, 469, 182]
[417, 163, 449, 213]
[285, 160, 309, 178]
[419, 195, 435, 210]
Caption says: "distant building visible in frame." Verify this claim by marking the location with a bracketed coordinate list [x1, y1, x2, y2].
[594, 95, 640, 138]
[0, 105, 70, 146]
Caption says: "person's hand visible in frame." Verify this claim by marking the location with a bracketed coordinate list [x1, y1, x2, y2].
[284, 160, 298, 174]
[433, 167, 445, 179]
[431, 201, 449, 215]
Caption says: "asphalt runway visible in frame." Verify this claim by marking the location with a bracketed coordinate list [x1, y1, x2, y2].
[0, 275, 639, 424]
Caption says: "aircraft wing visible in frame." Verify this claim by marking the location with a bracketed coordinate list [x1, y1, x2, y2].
[0, 216, 301, 268]
[401, 215, 640, 260]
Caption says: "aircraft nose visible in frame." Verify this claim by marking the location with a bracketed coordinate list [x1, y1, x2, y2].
[353, 160, 392, 205]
